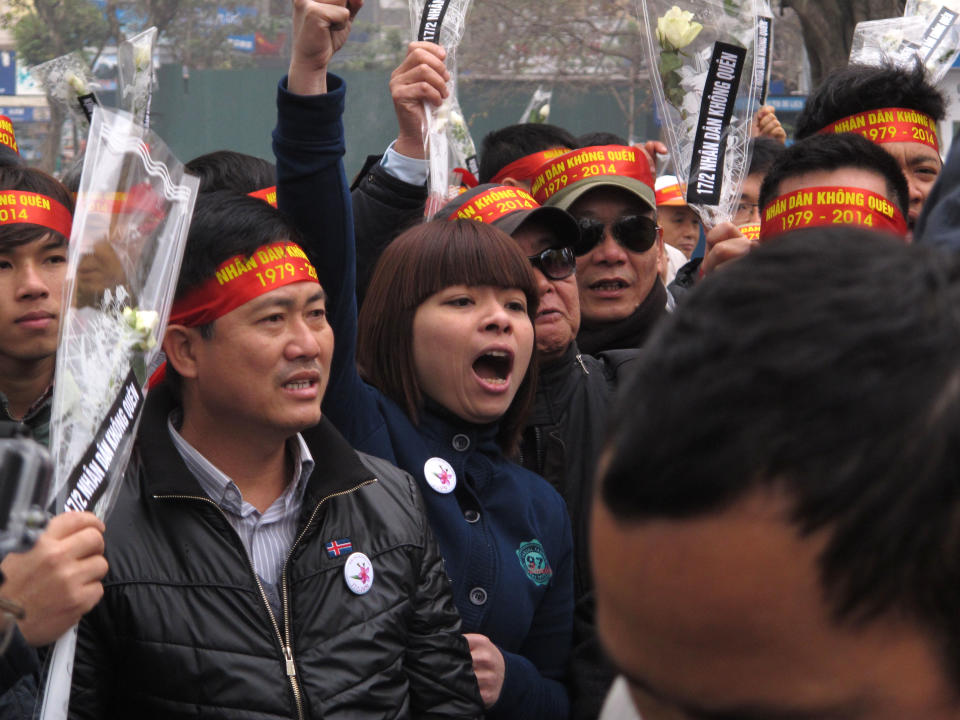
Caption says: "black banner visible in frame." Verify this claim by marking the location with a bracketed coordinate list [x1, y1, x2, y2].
[919, 7, 958, 62]
[755, 16, 772, 105]
[687, 42, 747, 206]
[77, 94, 98, 124]
[62, 369, 142, 513]
[418, 0, 452, 43]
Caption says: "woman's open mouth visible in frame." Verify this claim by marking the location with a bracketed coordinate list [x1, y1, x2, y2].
[472, 349, 514, 391]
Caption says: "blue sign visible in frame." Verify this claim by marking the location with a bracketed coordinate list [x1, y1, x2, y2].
[0, 51, 15, 96]
[768, 96, 806, 112]
[228, 34, 256, 53]
[0, 107, 37, 122]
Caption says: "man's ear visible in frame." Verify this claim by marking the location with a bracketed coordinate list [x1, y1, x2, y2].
[163, 325, 202, 380]
[500, 177, 523, 188]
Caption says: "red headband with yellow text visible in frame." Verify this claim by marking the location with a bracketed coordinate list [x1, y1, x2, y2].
[170, 241, 319, 327]
[450, 186, 539, 223]
[490, 148, 569, 184]
[0, 190, 72, 238]
[760, 186, 908, 242]
[739, 224, 761, 241]
[530, 145, 654, 205]
[655, 182, 686, 207]
[0, 116, 18, 155]
[248, 186, 278, 208]
[818, 108, 939, 152]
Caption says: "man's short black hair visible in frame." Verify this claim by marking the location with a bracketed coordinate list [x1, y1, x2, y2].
[577, 131, 628, 147]
[795, 62, 946, 139]
[758, 133, 909, 217]
[601, 228, 960, 688]
[175, 190, 303, 300]
[185, 150, 277, 195]
[0, 166, 74, 249]
[748, 137, 785, 177]
[478, 123, 577, 183]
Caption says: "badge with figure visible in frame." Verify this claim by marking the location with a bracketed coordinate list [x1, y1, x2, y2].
[344, 552, 374, 595]
[424, 457, 457, 494]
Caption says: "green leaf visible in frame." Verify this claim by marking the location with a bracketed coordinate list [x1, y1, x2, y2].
[659, 51, 682, 74]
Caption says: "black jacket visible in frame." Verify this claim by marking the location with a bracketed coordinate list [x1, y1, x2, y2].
[351, 157, 427, 304]
[69, 385, 483, 719]
[518, 343, 641, 720]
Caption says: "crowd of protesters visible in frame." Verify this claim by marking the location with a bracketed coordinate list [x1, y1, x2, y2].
[0, 0, 958, 718]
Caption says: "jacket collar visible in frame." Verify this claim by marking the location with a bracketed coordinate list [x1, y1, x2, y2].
[138, 383, 376, 506]
[415, 399, 500, 455]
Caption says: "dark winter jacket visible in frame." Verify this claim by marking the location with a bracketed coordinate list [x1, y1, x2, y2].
[274, 76, 574, 720]
[351, 157, 427, 304]
[68, 384, 483, 720]
[519, 343, 640, 720]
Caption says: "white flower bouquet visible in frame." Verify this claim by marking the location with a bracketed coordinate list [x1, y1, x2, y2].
[40, 107, 198, 720]
[408, 0, 478, 216]
[118, 26, 159, 129]
[520, 85, 553, 124]
[851, 4, 960, 83]
[32, 52, 101, 128]
[639, 0, 761, 227]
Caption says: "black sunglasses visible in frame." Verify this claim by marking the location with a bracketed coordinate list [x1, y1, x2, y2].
[574, 215, 659, 256]
[527, 246, 577, 280]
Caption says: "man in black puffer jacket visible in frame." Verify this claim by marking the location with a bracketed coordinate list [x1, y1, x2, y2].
[68, 51, 482, 715]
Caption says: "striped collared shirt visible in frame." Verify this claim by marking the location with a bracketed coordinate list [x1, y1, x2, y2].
[167, 413, 314, 611]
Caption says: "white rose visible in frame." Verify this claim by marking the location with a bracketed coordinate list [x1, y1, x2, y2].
[539, 103, 551, 120]
[657, 6, 704, 51]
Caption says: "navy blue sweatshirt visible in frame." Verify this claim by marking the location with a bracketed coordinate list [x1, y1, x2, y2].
[273, 75, 573, 720]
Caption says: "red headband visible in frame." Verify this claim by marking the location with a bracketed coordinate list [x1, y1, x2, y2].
[655, 182, 686, 206]
[0, 116, 18, 155]
[0, 190, 72, 238]
[450, 186, 539, 223]
[490, 148, 569, 184]
[739, 223, 761, 241]
[530, 145, 655, 205]
[818, 108, 939, 152]
[170, 241, 319, 327]
[248, 186, 277, 208]
[760, 186, 908, 242]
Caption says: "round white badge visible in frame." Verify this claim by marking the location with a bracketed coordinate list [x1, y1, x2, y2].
[343, 552, 374, 595]
[424, 457, 457, 494]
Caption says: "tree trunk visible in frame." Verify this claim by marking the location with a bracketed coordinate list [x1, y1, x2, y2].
[781, 0, 907, 85]
[39, 100, 65, 175]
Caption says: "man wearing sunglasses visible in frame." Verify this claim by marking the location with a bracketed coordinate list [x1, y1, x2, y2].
[438, 184, 641, 720]
[532, 146, 668, 356]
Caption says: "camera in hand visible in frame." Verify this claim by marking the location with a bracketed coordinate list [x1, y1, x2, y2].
[0, 422, 50, 555]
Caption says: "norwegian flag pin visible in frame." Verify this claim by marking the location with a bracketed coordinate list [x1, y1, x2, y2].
[424, 457, 457, 494]
[344, 552, 374, 595]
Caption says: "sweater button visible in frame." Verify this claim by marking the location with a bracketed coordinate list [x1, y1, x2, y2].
[452, 434, 470, 451]
[469, 587, 488, 606]
[464, 509, 480, 524]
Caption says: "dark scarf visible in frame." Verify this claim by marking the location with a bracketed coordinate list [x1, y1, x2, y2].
[576, 278, 668, 355]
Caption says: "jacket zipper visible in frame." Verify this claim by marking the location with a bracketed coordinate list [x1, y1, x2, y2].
[575, 353, 590, 375]
[156, 478, 376, 720]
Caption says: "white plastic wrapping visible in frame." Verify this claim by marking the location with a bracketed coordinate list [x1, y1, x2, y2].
[520, 85, 553, 124]
[32, 52, 101, 127]
[40, 108, 198, 720]
[118, 27, 159, 128]
[409, 0, 477, 215]
[639, 1, 760, 227]
[849, 12, 959, 83]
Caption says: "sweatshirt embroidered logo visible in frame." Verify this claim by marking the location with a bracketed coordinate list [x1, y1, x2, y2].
[325, 538, 352, 558]
[344, 552, 374, 595]
[516, 539, 552, 586]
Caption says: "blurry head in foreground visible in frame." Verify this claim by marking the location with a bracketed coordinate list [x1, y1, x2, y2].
[594, 228, 960, 719]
